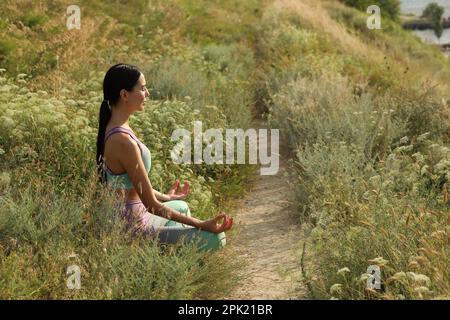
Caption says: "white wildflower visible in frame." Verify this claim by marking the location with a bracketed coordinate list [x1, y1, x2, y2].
[197, 176, 205, 184]
[0, 172, 11, 187]
[66, 99, 77, 107]
[396, 145, 413, 153]
[330, 283, 342, 295]
[417, 132, 430, 142]
[420, 165, 430, 176]
[368, 175, 381, 186]
[360, 273, 370, 282]
[368, 257, 388, 266]
[337, 267, 351, 276]
[391, 271, 407, 281]
[414, 286, 431, 295]
[1, 116, 15, 128]
[407, 273, 431, 286]
[399, 136, 409, 145]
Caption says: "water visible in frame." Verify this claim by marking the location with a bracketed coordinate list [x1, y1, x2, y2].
[400, 0, 450, 44]
[413, 29, 450, 44]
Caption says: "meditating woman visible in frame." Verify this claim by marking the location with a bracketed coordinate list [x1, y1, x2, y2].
[95, 63, 232, 251]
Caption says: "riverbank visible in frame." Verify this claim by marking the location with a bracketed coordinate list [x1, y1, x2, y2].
[400, 15, 450, 48]
[401, 15, 450, 30]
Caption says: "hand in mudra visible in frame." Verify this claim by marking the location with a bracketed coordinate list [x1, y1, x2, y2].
[167, 180, 189, 200]
[198, 213, 233, 234]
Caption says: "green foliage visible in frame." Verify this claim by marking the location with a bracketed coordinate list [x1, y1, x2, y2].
[422, 3, 444, 21]
[0, 17, 8, 31]
[20, 12, 49, 28]
[326, 0, 450, 93]
[0, 181, 239, 299]
[294, 135, 449, 299]
[342, 0, 400, 21]
[0, 38, 15, 57]
[422, 2, 445, 39]
[269, 71, 449, 299]
[142, 43, 254, 129]
[175, 0, 261, 44]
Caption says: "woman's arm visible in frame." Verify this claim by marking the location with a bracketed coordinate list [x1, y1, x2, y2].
[117, 136, 231, 232]
[153, 189, 171, 202]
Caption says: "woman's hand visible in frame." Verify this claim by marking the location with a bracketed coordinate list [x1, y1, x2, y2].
[166, 180, 190, 200]
[197, 213, 233, 234]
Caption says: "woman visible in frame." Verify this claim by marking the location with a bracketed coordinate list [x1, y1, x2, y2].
[96, 63, 232, 251]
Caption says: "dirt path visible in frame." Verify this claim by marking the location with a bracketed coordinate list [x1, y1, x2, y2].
[225, 120, 307, 300]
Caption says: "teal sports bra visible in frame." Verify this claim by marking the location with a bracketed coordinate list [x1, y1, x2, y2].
[103, 126, 151, 190]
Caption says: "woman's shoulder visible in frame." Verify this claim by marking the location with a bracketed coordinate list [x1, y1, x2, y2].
[105, 128, 139, 151]
[107, 131, 138, 147]
[105, 125, 134, 134]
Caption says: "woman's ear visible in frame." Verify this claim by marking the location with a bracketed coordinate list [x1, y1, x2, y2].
[120, 88, 128, 102]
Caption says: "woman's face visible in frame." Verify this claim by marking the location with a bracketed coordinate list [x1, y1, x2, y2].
[126, 73, 149, 111]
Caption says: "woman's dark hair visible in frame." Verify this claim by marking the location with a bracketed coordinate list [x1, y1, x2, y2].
[96, 63, 142, 184]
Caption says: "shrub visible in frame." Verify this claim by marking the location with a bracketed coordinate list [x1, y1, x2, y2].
[342, 0, 400, 21]
[20, 12, 49, 28]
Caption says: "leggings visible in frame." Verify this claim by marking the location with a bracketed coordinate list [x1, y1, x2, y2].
[118, 199, 226, 252]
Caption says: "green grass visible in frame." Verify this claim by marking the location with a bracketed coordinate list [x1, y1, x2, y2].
[20, 12, 49, 28]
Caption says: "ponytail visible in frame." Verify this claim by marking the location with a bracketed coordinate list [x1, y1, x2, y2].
[96, 100, 112, 184]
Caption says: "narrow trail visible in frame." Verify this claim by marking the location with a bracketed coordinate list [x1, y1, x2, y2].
[225, 119, 307, 300]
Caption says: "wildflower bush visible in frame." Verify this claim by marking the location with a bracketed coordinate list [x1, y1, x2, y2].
[341, 0, 401, 21]
[141, 42, 255, 128]
[270, 74, 449, 299]
[0, 176, 238, 299]
[296, 135, 449, 299]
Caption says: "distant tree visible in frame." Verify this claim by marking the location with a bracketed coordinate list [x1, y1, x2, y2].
[434, 23, 443, 39]
[343, 0, 400, 21]
[422, 2, 445, 40]
[422, 2, 444, 21]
